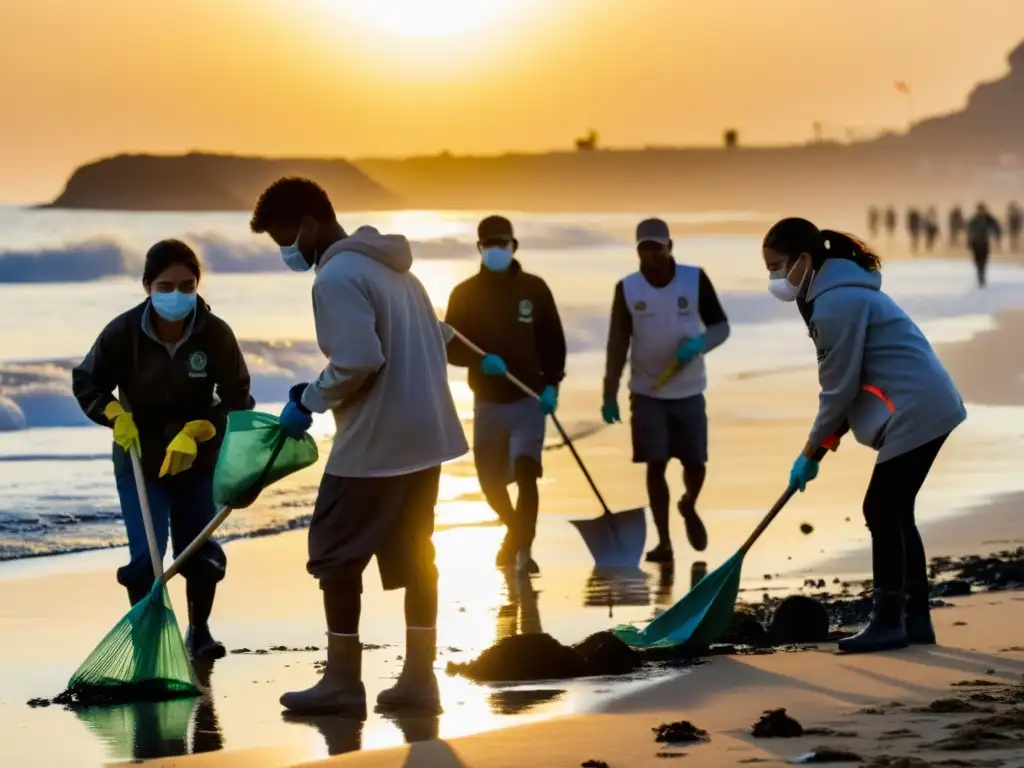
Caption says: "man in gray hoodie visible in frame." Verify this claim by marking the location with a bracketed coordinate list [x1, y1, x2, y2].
[250, 178, 468, 716]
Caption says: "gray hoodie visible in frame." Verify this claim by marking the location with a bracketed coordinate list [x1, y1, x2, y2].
[300, 226, 468, 477]
[805, 258, 966, 463]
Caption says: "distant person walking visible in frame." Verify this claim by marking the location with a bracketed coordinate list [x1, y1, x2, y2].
[948, 206, 965, 247]
[906, 208, 922, 253]
[884, 206, 897, 240]
[602, 218, 731, 563]
[1007, 201, 1023, 252]
[445, 215, 567, 576]
[868, 206, 880, 239]
[923, 207, 940, 253]
[966, 203, 1002, 288]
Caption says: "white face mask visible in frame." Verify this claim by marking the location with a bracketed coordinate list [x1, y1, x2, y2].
[768, 261, 807, 302]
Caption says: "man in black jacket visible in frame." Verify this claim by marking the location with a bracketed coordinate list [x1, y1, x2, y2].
[445, 216, 567, 575]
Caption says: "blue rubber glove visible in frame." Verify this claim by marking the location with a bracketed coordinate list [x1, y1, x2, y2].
[675, 334, 708, 365]
[481, 354, 508, 377]
[279, 383, 313, 439]
[539, 386, 558, 415]
[789, 454, 820, 493]
[601, 400, 621, 424]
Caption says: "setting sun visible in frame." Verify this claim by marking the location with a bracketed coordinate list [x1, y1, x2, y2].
[330, 0, 524, 38]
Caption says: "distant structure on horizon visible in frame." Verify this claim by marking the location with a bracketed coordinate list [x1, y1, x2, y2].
[575, 129, 598, 152]
[723, 129, 739, 149]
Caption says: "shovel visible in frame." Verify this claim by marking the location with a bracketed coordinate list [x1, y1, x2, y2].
[447, 327, 647, 568]
[612, 440, 835, 649]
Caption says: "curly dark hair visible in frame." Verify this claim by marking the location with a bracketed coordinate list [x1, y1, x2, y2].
[763, 217, 882, 272]
[249, 177, 336, 233]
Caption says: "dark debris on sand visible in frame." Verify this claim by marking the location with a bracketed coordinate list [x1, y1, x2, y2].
[581, 761, 610, 768]
[573, 631, 644, 675]
[930, 724, 1018, 751]
[752, 708, 804, 738]
[800, 523, 815, 535]
[653, 720, 710, 744]
[231, 645, 321, 655]
[33, 681, 197, 710]
[930, 548, 1024, 591]
[804, 727, 860, 738]
[447, 633, 589, 682]
[915, 698, 993, 714]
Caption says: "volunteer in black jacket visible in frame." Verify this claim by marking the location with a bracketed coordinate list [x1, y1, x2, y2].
[445, 216, 567, 575]
[72, 240, 254, 659]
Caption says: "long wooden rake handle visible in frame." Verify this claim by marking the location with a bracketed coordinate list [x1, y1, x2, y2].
[129, 448, 164, 581]
[160, 431, 290, 584]
[738, 441, 834, 557]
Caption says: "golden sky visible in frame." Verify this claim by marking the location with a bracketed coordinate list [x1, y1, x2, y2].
[3, 0, 1024, 202]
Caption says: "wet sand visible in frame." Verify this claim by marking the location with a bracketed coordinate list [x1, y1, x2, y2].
[3, 300, 1024, 766]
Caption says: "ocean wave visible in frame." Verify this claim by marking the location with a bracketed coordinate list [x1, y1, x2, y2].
[0, 223, 621, 284]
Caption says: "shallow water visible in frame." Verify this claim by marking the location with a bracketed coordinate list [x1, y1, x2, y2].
[3, 206, 1024, 561]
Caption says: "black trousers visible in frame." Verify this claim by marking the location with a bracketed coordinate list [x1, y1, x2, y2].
[970, 242, 990, 287]
[862, 434, 948, 595]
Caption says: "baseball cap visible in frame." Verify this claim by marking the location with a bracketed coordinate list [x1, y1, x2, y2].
[635, 218, 671, 247]
[478, 215, 514, 242]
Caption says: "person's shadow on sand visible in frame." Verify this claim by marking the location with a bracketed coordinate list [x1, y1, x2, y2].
[401, 737, 468, 768]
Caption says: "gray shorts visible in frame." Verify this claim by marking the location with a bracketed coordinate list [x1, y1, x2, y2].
[630, 393, 708, 466]
[306, 466, 441, 591]
[473, 397, 546, 485]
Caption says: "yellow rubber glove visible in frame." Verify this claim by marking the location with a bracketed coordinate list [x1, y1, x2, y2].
[160, 420, 217, 478]
[104, 402, 141, 456]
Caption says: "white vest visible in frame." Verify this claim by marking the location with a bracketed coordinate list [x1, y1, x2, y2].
[623, 264, 706, 400]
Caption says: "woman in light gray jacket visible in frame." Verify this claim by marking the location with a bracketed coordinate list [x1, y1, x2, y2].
[762, 218, 966, 654]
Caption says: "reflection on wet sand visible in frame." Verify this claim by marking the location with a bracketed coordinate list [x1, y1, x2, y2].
[487, 571, 567, 716]
[282, 713, 364, 756]
[496, 570, 543, 639]
[85, 657, 223, 764]
[584, 566, 652, 617]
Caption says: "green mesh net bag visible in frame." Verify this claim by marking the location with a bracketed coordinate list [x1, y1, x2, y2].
[213, 411, 319, 509]
[60, 584, 199, 706]
[57, 411, 319, 707]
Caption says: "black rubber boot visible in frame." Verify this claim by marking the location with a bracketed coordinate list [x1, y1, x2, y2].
[281, 633, 367, 717]
[837, 590, 909, 654]
[186, 580, 226, 660]
[376, 628, 442, 714]
[678, 495, 708, 552]
[905, 583, 936, 645]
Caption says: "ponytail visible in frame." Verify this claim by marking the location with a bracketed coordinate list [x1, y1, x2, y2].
[818, 230, 882, 272]
[763, 218, 882, 273]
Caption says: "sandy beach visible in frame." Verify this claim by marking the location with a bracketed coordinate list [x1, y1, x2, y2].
[2, 296, 1023, 767]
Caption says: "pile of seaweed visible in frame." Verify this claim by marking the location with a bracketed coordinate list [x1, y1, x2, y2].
[447, 631, 643, 682]
[929, 548, 1024, 591]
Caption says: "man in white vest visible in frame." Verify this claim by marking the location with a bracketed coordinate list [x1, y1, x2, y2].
[602, 218, 731, 563]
